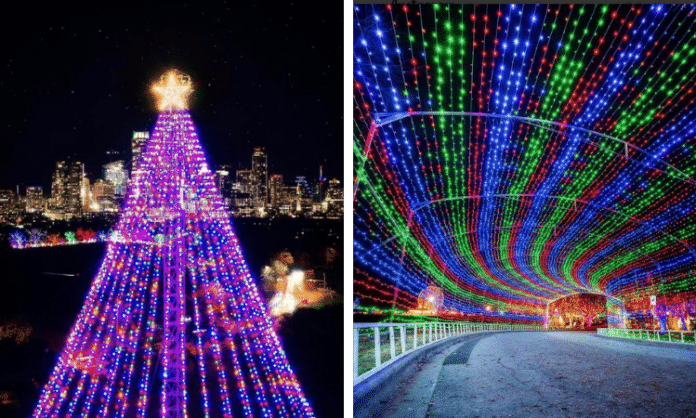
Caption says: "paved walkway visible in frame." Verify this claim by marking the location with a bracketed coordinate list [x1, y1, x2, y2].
[375, 332, 696, 418]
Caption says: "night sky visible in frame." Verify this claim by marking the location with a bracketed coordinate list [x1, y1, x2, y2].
[0, 1, 343, 191]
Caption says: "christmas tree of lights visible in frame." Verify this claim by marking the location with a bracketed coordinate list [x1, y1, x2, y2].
[32, 70, 315, 418]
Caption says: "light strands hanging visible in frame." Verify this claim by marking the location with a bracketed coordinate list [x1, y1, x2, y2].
[354, 4, 696, 325]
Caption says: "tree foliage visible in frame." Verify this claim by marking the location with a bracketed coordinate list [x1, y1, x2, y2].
[549, 293, 606, 329]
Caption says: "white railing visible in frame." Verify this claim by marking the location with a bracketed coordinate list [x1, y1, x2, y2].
[598, 328, 696, 344]
[353, 321, 541, 385]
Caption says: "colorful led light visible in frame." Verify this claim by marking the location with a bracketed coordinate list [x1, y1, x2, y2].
[10, 228, 107, 249]
[354, 4, 696, 326]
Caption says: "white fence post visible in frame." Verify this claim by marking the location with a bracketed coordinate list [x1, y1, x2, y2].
[389, 327, 396, 360]
[400, 326, 406, 354]
[353, 328, 359, 379]
[374, 327, 381, 368]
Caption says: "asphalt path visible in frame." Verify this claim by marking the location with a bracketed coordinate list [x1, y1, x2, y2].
[374, 331, 696, 418]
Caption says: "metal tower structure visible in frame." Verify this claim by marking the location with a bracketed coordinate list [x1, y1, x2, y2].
[160, 118, 190, 417]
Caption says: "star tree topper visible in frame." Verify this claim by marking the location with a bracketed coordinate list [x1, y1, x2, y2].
[152, 69, 193, 111]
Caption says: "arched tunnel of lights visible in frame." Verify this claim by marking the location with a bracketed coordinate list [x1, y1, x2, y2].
[353, 4, 696, 329]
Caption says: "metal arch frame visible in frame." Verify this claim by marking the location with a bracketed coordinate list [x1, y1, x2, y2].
[365, 193, 696, 265]
[413, 193, 696, 264]
[355, 111, 695, 189]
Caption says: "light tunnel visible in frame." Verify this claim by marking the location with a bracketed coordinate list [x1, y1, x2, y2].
[353, 4, 696, 327]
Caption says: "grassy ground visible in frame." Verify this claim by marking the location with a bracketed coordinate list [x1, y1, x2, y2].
[356, 326, 439, 376]
[607, 329, 696, 343]
[355, 324, 486, 376]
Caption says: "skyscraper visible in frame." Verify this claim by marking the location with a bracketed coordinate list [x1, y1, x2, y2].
[49, 161, 67, 215]
[294, 175, 312, 213]
[326, 178, 342, 201]
[81, 176, 91, 213]
[235, 169, 254, 194]
[131, 131, 149, 169]
[234, 169, 254, 213]
[314, 165, 327, 203]
[66, 160, 85, 217]
[326, 178, 343, 217]
[251, 147, 268, 208]
[269, 174, 284, 208]
[92, 178, 117, 212]
[0, 189, 14, 220]
[214, 165, 233, 209]
[103, 160, 129, 200]
[25, 186, 44, 214]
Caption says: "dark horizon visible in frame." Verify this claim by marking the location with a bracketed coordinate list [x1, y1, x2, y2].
[0, 1, 343, 192]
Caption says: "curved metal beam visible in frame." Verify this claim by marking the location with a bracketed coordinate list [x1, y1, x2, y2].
[371, 111, 695, 186]
[411, 193, 696, 264]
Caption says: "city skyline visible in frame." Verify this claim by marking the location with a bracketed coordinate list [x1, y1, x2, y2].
[2, 144, 339, 194]
[0, 144, 342, 222]
[0, 127, 342, 192]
